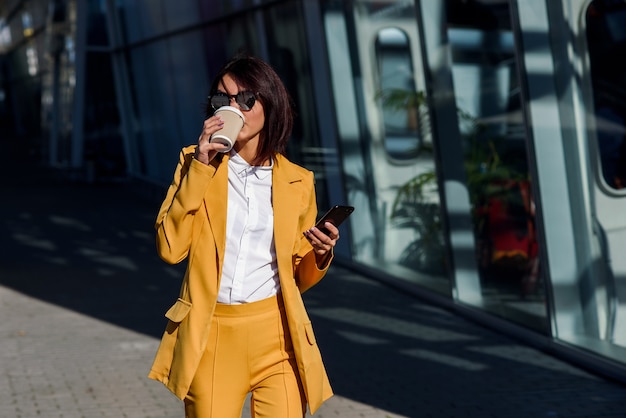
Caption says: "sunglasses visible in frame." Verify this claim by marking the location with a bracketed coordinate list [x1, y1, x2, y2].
[209, 91, 258, 111]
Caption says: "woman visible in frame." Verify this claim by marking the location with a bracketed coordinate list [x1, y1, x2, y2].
[148, 54, 337, 417]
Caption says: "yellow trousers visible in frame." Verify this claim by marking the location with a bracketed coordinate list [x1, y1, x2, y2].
[184, 295, 306, 418]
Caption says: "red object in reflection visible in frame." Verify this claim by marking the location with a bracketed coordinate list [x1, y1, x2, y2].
[477, 180, 539, 295]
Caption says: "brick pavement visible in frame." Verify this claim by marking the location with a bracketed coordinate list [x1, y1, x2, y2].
[0, 282, 406, 418]
[1, 159, 626, 417]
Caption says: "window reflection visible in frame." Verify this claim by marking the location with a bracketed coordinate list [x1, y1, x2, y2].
[0, 19, 11, 52]
[447, 0, 545, 329]
[322, 1, 448, 294]
[21, 12, 34, 37]
[375, 27, 421, 160]
[586, 0, 626, 191]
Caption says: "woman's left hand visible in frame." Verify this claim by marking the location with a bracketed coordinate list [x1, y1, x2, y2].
[304, 222, 339, 257]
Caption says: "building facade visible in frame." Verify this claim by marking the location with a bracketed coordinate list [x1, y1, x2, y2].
[2, 0, 626, 382]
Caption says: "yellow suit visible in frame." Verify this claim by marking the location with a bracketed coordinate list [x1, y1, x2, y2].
[148, 146, 333, 414]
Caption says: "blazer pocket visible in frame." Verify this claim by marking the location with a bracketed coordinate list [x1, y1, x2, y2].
[304, 322, 317, 345]
[164, 298, 192, 322]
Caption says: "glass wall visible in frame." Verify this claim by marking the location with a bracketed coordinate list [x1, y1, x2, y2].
[516, 0, 626, 369]
[318, 0, 626, 372]
[319, 0, 546, 328]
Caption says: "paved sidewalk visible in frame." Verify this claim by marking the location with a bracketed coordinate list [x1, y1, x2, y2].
[1, 161, 626, 417]
[0, 281, 405, 418]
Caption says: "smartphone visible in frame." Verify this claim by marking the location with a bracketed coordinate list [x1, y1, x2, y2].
[315, 205, 355, 235]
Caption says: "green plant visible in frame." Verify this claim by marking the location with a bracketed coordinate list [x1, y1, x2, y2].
[389, 171, 446, 274]
[378, 87, 445, 273]
[377, 88, 426, 112]
[459, 110, 528, 211]
[378, 87, 531, 276]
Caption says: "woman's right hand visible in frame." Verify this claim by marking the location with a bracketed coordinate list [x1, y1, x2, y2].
[194, 115, 228, 164]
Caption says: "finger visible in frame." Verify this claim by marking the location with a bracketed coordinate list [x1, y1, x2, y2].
[200, 116, 224, 140]
[306, 228, 326, 243]
[312, 223, 339, 242]
[304, 229, 323, 247]
[206, 142, 229, 153]
[310, 240, 329, 255]
[305, 231, 335, 255]
[320, 222, 340, 240]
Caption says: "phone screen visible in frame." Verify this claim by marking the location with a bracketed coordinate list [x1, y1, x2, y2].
[315, 205, 355, 235]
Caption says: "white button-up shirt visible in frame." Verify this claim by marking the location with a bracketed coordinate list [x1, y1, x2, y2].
[217, 151, 279, 304]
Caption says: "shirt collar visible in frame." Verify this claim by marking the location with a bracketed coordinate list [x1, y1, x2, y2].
[229, 150, 273, 180]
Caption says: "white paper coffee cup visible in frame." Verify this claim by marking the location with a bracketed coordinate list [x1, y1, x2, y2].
[210, 106, 245, 153]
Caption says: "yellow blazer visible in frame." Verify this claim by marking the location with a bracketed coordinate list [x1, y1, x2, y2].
[148, 146, 333, 414]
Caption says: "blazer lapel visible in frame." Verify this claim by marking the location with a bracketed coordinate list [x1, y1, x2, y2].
[273, 155, 305, 267]
[203, 154, 229, 261]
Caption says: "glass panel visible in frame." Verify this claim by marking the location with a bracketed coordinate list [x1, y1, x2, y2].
[446, 1, 546, 329]
[584, 0, 626, 350]
[586, 0, 626, 192]
[82, 49, 125, 179]
[121, 0, 166, 43]
[82, 0, 124, 180]
[167, 31, 211, 148]
[162, 0, 204, 32]
[86, 0, 109, 47]
[375, 27, 421, 160]
[322, 0, 449, 295]
[128, 41, 178, 180]
[40, 0, 77, 167]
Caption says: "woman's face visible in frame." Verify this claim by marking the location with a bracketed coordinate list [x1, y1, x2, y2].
[217, 74, 265, 150]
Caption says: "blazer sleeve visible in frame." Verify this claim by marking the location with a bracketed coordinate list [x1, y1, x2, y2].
[155, 146, 214, 264]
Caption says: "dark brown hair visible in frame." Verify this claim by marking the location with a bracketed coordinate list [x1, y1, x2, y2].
[207, 53, 294, 166]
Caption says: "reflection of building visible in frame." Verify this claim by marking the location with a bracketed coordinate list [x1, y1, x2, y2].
[2, 0, 626, 383]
